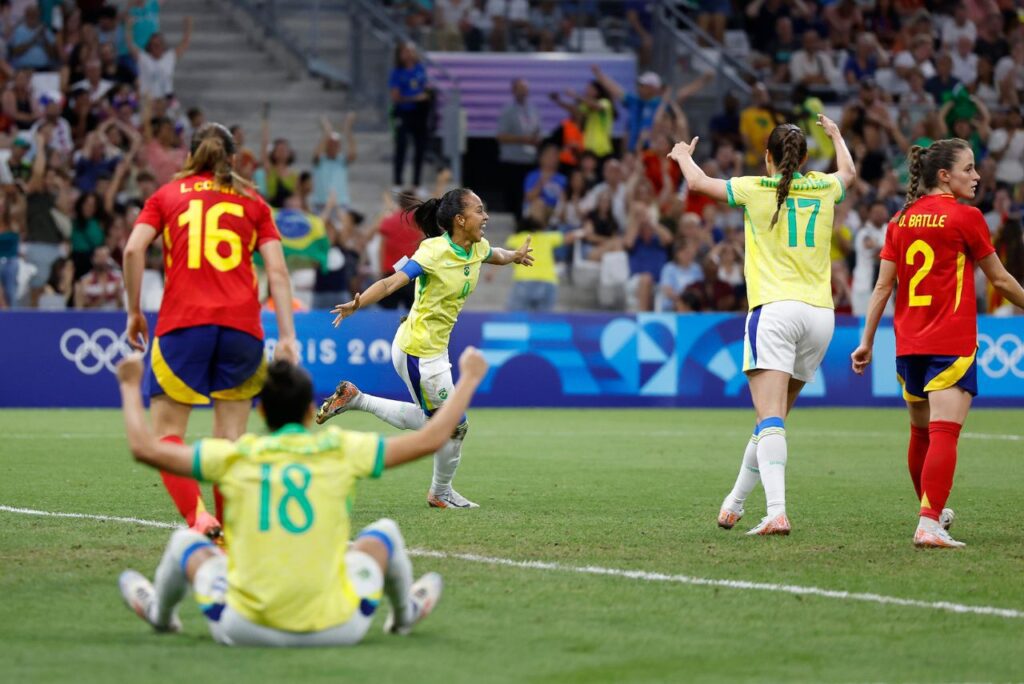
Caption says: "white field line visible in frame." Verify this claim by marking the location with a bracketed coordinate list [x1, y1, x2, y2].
[2, 504, 1023, 621]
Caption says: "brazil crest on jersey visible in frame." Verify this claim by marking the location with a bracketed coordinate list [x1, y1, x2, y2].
[396, 234, 492, 358]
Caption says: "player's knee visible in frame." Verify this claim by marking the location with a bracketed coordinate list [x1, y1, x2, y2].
[452, 419, 469, 441]
[358, 518, 405, 560]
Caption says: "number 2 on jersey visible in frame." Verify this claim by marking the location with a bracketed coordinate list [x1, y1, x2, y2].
[905, 239, 966, 310]
[180, 199, 245, 271]
[785, 198, 821, 248]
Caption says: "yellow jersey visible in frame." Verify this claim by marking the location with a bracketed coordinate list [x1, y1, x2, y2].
[726, 171, 845, 310]
[192, 424, 384, 632]
[396, 233, 491, 358]
[507, 231, 563, 284]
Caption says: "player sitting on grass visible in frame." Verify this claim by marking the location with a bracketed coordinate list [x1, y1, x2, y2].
[114, 347, 488, 646]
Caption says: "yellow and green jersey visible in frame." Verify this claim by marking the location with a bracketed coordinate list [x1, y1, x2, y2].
[396, 234, 491, 358]
[192, 424, 384, 632]
[726, 171, 845, 310]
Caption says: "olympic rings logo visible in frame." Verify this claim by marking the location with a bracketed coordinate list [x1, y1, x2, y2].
[59, 328, 134, 375]
[977, 333, 1024, 379]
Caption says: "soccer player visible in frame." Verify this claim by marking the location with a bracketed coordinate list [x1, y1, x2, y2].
[116, 347, 489, 644]
[669, 115, 856, 535]
[851, 139, 1024, 548]
[123, 123, 299, 541]
[316, 188, 533, 509]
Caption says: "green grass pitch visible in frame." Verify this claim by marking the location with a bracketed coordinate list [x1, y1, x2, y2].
[2, 407, 1023, 683]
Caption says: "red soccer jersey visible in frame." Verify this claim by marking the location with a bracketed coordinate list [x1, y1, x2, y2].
[880, 194, 995, 356]
[136, 172, 280, 339]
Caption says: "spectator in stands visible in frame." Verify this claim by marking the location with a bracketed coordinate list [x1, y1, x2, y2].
[0, 189, 23, 308]
[98, 41, 135, 86]
[31, 91, 74, 157]
[952, 34, 979, 87]
[523, 143, 566, 221]
[3, 69, 39, 132]
[623, 205, 671, 312]
[128, 0, 162, 54]
[624, 0, 654, 68]
[710, 240, 743, 289]
[551, 80, 615, 162]
[434, 0, 472, 51]
[38, 256, 73, 310]
[641, 133, 681, 197]
[506, 216, 565, 312]
[941, 4, 976, 48]
[74, 244, 123, 310]
[925, 51, 962, 105]
[696, 0, 729, 46]
[23, 129, 69, 307]
[6, 133, 33, 183]
[789, 29, 843, 95]
[974, 12, 1008, 67]
[9, 5, 57, 71]
[822, 0, 863, 51]
[312, 113, 357, 214]
[374, 191, 423, 311]
[988, 107, 1024, 189]
[70, 191, 106, 279]
[389, 41, 431, 191]
[528, 0, 570, 52]
[95, 6, 128, 62]
[843, 33, 884, 88]
[127, 16, 193, 100]
[995, 40, 1024, 106]
[141, 107, 186, 186]
[738, 84, 780, 172]
[679, 256, 736, 312]
[851, 200, 888, 316]
[989, 216, 1024, 314]
[580, 189, 622, 263]
[765, 15, 799, 84]
[656, 240, 701, 312]
[590, 65, 661, 154]
[496, 78, 541, 218]
[74, 57, 113, 105]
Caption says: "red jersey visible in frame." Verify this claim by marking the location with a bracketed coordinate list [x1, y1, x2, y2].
[136, 172, 280, 339]
[378, 209, 423, 274]
[880, 194, 994, 356]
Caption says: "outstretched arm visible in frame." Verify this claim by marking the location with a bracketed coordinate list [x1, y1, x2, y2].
[331, 271, 411, 326]
[118, 355, 194, 476]
[485, 237, 534, 266]
[590, 64, 625, 102]
[816, 113, 857, 190]
[667, 137, 728, 202]
[851, 259, 896, 374]
[979, 252, 1024, 310]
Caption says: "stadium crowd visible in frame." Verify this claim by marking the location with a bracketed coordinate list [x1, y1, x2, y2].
[2, 0, 1023, 317]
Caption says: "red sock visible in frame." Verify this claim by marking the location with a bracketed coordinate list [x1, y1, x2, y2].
[908, 424, 930, 500]
[213, 485, 224, 523]
[158, 435, 204, 526]
[920, 421, 961, 521]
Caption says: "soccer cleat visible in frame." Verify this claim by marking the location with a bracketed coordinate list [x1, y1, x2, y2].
[913, 525, 965, 549]
[118, 569, 181, 633]
[746, 513, 791, 536]
[316, 381, 361, 424]
[384, 572, 443, 635]
[717, 506, 744, 530]
[939, 508, 955, 531]
[427, 489, 479, 509]
[190, 511, 224, 548]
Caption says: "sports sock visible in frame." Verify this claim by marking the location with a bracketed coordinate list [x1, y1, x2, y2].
[920, 421, 961, 521]
[158, 436, 204, 526]
[724, 432, 760, 510]
[151, 529, 211, 629]
[430, 431, 465, 496]
[755, 417, 788, 518]
[355, 393, 427, 430]
[907, 424, 929, 500]
[358, 519, 414, 627]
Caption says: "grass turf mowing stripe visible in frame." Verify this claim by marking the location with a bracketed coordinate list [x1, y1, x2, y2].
[4, 504, 1024, 621]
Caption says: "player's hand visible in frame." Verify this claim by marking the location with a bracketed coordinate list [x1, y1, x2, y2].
[274, 336, 300, 364]
[851, 344, 872, 375]
[458, 346, 488, 380]
[116, 353, 145, 386]
[126, 311, 149, 352]
[331, 293, 361, 327]
[816, 113, 840, 138]
[667, 137, 698, 162]
[513, 236, 534, 266]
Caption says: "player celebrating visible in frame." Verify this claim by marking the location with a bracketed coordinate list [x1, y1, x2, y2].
[316, 188, 533, 509]
[669, 116, 856, 535]
[851, 139, 1024, 548]
[116, 347, 489, 644]
[123, 123, 299, 540]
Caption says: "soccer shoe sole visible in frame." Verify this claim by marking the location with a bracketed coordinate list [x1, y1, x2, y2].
[118, 570, 181, 633]
[717, 508, 743, 530]
[315, 381, 360, 425]
[384, 572, 444, 636]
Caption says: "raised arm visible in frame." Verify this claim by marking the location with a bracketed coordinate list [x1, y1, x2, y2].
[815, 113, 857, 190]
[26, 130, 48, 193]
[383, 347, 488, 467]
[342, 111, 357, 164]
[851, 258, 896, 374]
[667, 137, 728, 202]
[175, 16, 193, 58]
[590, 64, 625, 102]
[117, 354, 194, 475]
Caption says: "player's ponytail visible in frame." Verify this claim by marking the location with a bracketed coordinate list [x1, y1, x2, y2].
[897, 138, 971, 223]
[897, 144, 926, 223]
[176, 122, 253, 193]
[766, 124, 807, 231]
[406, 188, 470, 238]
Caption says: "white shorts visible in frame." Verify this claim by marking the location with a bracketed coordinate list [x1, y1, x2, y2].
[392, 341, 460, 419]
[203, 550, 384, 647]
[742, 300, 835, 383]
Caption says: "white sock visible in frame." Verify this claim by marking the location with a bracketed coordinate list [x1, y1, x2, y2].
[355, 393, 427, 430]
[430, 434, 463, 496]
[724, 434, 760, 510]
[151, 528, 210, 628]
[756, 420, 788, 517]
[359, 519, 414, 626]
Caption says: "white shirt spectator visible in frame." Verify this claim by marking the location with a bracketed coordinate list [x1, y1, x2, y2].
[72, 77, 114, 104]
[941, 17, 976, 47]
[29, 117, 74, 156]
[789, 49, 843, 90]
[435, 0, 472, 28]
[951, 49, 978, 86]
[994, 54, 1024, 94]
[580, 182, 628, 230]
[138, 50, 176, 99]
[893, 50, 936, 79]
[486, 0, 529, 22]
[988, 127, 1024, 186]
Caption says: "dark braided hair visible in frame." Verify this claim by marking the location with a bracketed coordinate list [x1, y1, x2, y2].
[897, 138, 972, 223]
[405, 188, 472, 238]
[766, 124, 808, 231]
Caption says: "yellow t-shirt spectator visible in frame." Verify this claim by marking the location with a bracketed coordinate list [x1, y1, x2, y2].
[507, 231, 564, 284]
[580, 98, 614, 157]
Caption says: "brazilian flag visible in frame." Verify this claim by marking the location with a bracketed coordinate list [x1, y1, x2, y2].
[262, 208, 329, 272]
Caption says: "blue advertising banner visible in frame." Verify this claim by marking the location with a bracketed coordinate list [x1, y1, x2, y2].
[2, 311, 1023, 408]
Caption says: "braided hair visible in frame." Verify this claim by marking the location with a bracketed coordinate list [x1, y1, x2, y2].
[896, 138, 971, 223]
[766, 124, 808, 231]
[406, 188, 472, 238]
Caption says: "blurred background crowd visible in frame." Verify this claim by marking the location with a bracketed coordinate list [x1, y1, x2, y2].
[1, 0, 1022, 317]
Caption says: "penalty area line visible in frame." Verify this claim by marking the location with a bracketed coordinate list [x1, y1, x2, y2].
[2, 504, 1022, 621]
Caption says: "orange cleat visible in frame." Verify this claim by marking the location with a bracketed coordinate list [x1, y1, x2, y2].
[717, 507, 744, 530]
[913, 526, 965, 548]
[316, 381, 361, 424]
[746, 513, 791, 536]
